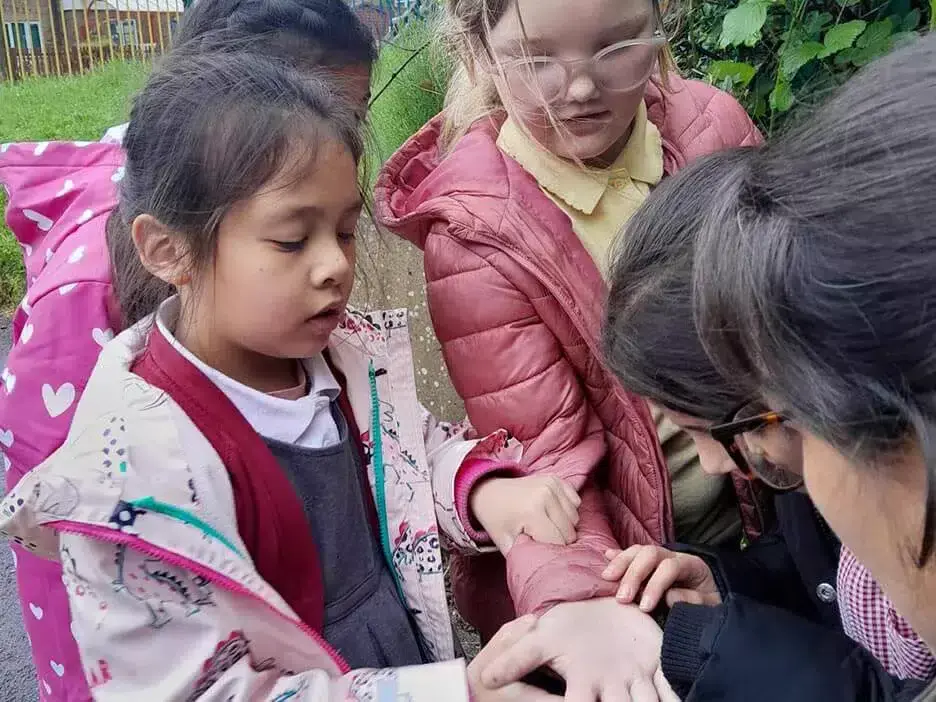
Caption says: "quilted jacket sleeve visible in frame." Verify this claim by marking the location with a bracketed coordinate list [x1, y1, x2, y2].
[424, 230, 619, 616]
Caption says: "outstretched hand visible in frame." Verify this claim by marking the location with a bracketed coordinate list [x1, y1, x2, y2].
[478, 598, 681, 702]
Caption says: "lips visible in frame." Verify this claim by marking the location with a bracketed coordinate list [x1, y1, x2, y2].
[560, 110, 612, 122]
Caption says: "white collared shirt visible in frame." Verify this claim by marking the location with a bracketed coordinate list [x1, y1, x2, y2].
[155, 298, 342, 448]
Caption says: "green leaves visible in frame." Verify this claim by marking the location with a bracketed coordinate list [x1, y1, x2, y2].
[779, 41, 825, 79]
[819, 20, 867, 57]
[693, 0, 927, 135]
[719, 0, 770, 48]
[769, 80, 794, 112]
[708, 60, 758, 87]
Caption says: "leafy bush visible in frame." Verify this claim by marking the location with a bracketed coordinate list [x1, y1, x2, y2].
[670, 0, 933, 134]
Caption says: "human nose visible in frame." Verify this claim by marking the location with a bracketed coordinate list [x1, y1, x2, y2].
[310, 235, 352, 288]
[564, 61, 601, 103]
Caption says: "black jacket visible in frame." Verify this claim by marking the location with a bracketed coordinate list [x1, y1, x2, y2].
[660, 491, 930, 701]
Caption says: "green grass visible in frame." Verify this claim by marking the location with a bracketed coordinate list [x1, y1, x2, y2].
[366, 18, 450, 184]
[0, 60, 148, 312]
[0, 27, 446, 313]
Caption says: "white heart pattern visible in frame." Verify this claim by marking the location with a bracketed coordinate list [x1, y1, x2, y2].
[44, 248, 53, 263]
[29, 602, 44, 620]
[59, 284, 77, 296]
[50, 661, 65, 678]
[77, 209, 94, 225]
[21, 243, 33, 257]
[2, 452, 10, 472]
[56, 180, 75, 197]
[43, 680, 52, 695]
[42, 383, 76, 418]
[23, 209, 54, 232]
[20, 323, 34, 345]
[73, 141, 91, 147]
[2, 369, 15, 395]
[33, 142, 49, 156]
[92, 328, 114, 348]
[111, 166, 125, 183]
[68, 246, 86, 264]
[0, 429, 13, 447]
[0, 143, 10, 153]
[20, 295, 31, 315]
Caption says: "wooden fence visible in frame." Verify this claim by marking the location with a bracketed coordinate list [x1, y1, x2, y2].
[0, 0, 181, 81]
[0, 0, 425, 82]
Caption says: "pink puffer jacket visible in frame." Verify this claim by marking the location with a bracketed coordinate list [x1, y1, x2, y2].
[375, 75, 762, 640]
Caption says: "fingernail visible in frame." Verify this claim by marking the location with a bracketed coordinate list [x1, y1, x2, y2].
[640, 596, 651, 611]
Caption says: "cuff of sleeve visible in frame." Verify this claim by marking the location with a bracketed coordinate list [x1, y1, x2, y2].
[454, 459, 520, 545]
[661, 603, 722, 697]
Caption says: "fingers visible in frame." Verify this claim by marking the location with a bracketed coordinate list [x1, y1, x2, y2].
[558, 479, 582, 508]
[499, 682, 564, 701]
[654, 669, 682, 702]
[601, 545, 642, 582]
[480, 626, 550, 689]
[627, 678, 660, 702]
[638, 558, 685, 612]
[552, 485, 580, 528]
[664, 588, 706, 608]
[616, 547, 668, 604]
[543, 494, 577, 544]
[473, 615, 539, 670]
[564, 679, 600, 702]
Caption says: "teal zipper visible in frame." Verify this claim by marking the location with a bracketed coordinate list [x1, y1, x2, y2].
[368, 361, 405, 598]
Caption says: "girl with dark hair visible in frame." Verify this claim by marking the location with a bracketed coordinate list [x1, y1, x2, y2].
[0, 3, 378, 699]
[0, 50, 558, 702]
[596, 147, 934, 701]
[687, 33, 936, 673]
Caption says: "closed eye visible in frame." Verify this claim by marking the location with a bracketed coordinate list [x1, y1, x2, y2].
[270, 238, 306, 252]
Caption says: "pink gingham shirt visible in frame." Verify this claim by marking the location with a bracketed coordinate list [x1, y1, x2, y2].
[838, 545, 936, 681]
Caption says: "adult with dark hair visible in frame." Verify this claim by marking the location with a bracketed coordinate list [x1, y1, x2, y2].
[688, 33, 936, 674]
[597, 147, 933, 701]
[0, 3, 375, 699]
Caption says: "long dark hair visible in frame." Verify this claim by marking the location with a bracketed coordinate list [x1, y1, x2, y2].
[604, 147, 755, 422]
[690, 35, 936, 564]
[108, 50, 361, 326]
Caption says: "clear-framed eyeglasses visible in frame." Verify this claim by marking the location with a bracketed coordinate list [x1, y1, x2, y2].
[493, 30, 667, 104]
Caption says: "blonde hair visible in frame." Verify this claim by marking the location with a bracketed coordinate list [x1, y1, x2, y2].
[438, 0, 676, 153]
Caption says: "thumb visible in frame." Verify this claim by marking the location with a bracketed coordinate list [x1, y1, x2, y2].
[664, 588, 706, 608]
[480, 623, 550, 689]
[654, 668, 682, 702]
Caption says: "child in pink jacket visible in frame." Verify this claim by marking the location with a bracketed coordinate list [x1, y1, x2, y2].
[375, 0, 760, 695]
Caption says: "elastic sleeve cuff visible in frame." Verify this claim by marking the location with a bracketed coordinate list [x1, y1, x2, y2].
[454, 459, 520, 544]
[661, 603, 723, 697]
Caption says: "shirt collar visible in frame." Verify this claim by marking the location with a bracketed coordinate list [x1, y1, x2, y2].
[155, 297, 341, 443]
[496, 101, 663, 215]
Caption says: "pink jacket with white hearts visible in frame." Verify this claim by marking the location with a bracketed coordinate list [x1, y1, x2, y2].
[1, 140, 121, 701]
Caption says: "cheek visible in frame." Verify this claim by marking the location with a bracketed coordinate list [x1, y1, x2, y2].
[606, 85, 647, 128]
[693, 434, 735, 476]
